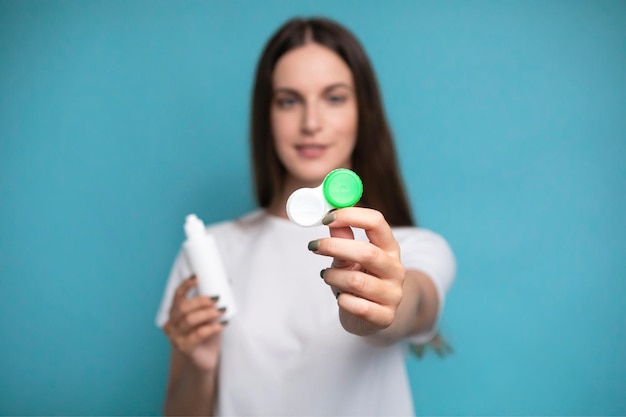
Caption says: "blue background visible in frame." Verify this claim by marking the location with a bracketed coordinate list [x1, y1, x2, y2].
[1, 0, 624, 415]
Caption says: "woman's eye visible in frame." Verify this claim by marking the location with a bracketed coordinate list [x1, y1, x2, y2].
[276, 97, 298, 108]
[327, 95, 347, 104]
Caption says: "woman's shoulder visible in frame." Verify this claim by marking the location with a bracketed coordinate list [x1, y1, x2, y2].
[392, 226, 456, 287]
[391, 226, 456, 265]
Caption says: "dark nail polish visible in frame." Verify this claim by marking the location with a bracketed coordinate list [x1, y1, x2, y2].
[320, 268, 326, 279]
[210, 295, 220, 302]
[221, 320, 229, 326]
[218, 307, 227, 313]
[322, 212, 336, 225]
[308, 240, 320, 251]
[335, 291, 341, 299]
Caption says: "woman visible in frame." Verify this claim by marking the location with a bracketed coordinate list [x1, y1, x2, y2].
[156, 17, 455, 416]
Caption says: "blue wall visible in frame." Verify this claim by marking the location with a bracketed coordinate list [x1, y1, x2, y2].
[1, 1, 624, 415]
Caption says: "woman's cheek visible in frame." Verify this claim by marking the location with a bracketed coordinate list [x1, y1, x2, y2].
[272, 113, 299, 146]
[331, 113, 357, 147]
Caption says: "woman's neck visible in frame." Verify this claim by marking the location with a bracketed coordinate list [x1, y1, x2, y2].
[267, 196, 289, 219]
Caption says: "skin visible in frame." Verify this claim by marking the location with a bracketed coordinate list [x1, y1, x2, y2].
[163, 42, 440, 415]
[312, 207, 439, 346]
[269, 42, 358, 209]
[163, 278, 223, 415]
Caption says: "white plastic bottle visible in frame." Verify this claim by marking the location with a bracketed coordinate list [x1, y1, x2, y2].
[182, 214, 236, 321]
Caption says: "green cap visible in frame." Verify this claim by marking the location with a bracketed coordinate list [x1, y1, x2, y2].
[322, 169, 363, 208]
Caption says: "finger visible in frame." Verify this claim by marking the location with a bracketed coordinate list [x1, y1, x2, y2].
[172, 276, 198, 308]
[327, 209, 355, 240]
[174, 322, 224, 353]
[322, 268, 401, 306]
[313, 238, 404, 279]
[186, 322, 224, 347]
[178, 305, 226, 334]
[175, 295, 216, 319]
[323, 207, 400, 255]
[170, 295, 218, 326]
[328, 223, 355, 269]
[169, 277, 199, 322]
[338, 293, 395, 330]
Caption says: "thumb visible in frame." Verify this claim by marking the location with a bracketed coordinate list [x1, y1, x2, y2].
[328, 224, 355, 269]
[329, 224, 354, 240]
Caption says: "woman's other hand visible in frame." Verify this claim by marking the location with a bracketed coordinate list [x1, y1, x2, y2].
[163, 276, 225, 371]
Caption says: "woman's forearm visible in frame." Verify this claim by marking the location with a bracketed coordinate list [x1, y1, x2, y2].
[164, 348, 218, 416]
[365, 269, 440, 347]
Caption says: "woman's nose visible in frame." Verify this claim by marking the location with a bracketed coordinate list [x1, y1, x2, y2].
[301, 102, 322, 135]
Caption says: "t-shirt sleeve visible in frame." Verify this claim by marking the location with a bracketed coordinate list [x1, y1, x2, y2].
[395, 228, 456, 344]
[154, 249, 194, 328]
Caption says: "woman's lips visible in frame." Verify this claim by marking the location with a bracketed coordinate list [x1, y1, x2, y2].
[295, 144, 327, 158]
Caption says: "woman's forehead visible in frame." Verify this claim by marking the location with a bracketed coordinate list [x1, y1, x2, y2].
[272, 43, 353, 91]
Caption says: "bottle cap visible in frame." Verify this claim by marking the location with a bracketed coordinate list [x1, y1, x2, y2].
[184, 214, 206, 239]
[323, 169, 363, 208]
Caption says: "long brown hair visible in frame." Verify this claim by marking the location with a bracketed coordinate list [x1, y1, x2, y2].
[251, 17, 416, 227]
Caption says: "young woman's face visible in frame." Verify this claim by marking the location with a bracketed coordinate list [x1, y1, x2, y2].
[271, 43, 358, 187]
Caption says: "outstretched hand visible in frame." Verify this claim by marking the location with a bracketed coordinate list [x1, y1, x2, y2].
[308, 207, 406, 337]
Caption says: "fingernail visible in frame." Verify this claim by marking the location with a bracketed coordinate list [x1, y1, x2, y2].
[322, 212, 336, 225]
[320, 268, 326, 279]
[335, 291, 341, 299]
[211, 295, 220, 302]
[218, 307, 227, 313]
[308, 240, 320, 251]
[221, 320, 229, 326]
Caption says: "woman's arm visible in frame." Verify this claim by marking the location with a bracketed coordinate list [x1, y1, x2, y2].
[162, 277, 225, 416]
[311, 207, 442, 346]
[365, 268, 439, 346]
[164, 348, 218, 416]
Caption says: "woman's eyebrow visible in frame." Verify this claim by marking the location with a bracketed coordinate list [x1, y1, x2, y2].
[323, 82, 353, 93]
[273, 87, 301, 96]
[274, 83, 353, 96]
[273, 87, 298, 94]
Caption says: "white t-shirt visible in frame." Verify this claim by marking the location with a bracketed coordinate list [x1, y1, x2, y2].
[156, 209, 455, 416]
